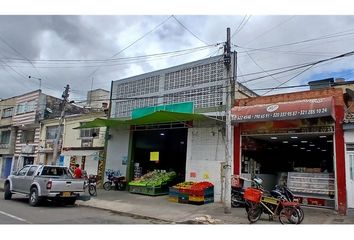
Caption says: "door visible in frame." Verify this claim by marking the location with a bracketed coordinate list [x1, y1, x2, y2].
[23, 166, 38, 191]
[346, 152, 354, 209]
[12, 166, 31, 193]
[4, 158, 12, 178]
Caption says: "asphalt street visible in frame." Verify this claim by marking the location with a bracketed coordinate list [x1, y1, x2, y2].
[0, 194, 169, 224]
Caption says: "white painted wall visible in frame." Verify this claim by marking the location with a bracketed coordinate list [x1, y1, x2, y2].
[105, 127, 130, 180]
[185, 124, 229, 202]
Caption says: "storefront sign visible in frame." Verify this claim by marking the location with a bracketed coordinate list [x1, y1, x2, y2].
[232, 97, 334, 123]
[150, 152, 159, 162]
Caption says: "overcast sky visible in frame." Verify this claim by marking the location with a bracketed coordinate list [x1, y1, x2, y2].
[1, 14, 354, 102]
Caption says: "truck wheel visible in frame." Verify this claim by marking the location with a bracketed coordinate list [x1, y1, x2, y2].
[29, 187, 40, 207]
[4, 183, 12, 200]
[64, 198, 76, 205]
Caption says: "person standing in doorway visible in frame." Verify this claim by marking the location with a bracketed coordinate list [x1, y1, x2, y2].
[74, 164, 83, 178]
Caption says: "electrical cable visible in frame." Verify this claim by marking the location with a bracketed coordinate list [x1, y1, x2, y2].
[172, 15, 209, 46]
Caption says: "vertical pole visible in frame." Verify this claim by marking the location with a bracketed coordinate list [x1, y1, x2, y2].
[224, 27, 232, 214]
[52, 84, 70, 165]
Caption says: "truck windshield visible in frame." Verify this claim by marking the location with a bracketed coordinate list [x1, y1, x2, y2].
[41, 167, 73, 178]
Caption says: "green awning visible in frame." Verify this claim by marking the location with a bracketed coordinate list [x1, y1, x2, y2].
[75, 110, 208, 129]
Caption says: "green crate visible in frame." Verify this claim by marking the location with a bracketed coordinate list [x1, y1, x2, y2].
[129, 185, 169, 196]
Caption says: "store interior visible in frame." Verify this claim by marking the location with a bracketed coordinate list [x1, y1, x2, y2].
[131, 128, 188, 182]
[241, 132, 334, 190]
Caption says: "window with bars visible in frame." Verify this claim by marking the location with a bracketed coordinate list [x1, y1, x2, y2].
[80, 126, 100, 138]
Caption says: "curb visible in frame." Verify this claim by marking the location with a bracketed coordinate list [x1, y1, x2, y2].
[76, 200, 176, 223]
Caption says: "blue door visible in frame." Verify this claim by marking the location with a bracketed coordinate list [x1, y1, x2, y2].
[4, 158, 12, 178]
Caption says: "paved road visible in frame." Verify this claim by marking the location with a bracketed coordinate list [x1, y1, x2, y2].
[0, 194, 169, 224]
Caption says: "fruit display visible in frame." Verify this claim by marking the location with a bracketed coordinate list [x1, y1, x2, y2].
[129, 170, 176, 187]
[169, 181, 214, 205]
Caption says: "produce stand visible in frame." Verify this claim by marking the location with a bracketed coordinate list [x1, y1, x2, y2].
[128, 170, 176, 196]
[168, 181, 214, 205]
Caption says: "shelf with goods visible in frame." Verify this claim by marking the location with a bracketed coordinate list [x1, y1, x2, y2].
[287, 172, 335, 208]
[128, 170, 176, 196]
[168, 181, 214, 205]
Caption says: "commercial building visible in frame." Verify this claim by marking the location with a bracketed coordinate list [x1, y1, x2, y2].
[102, 54, 257, 201]
[232, 87, 347, 214]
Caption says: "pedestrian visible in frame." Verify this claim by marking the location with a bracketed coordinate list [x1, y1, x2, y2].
[74, 164, 83, 179]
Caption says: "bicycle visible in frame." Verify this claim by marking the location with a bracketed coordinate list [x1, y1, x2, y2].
[244, 187, 301, 224]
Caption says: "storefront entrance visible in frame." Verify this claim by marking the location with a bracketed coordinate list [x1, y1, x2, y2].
[345, 144, 354, 210]
[241, 131, 335, 208]
[131, 127, 188, 183]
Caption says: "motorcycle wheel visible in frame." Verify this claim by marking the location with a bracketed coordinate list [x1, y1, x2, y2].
[231, 194, 242, 208]
[103, 181, 112, 191]
[279, 206, 300, 224]
[296, 206, 304, 224]
[88, 184, 97, 196]
[247, 204, 262, 223]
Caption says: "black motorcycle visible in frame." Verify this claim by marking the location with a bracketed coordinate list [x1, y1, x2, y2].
[103, 172, 126, 191]
[231, 186, 246, 208]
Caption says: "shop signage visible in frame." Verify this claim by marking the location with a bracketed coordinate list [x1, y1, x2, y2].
[232, 97, 334, 123]
[150, 151, 159, 162]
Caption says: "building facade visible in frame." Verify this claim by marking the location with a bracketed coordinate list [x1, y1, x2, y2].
[232, 88, 347, 214]
[106, 54, 257, 201]
[0, 97, 17, 178]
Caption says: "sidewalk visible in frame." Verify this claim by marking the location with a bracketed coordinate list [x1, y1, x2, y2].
[1, 178, 354, 224]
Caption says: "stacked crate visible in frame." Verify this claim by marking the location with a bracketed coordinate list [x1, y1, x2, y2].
[168, 181, 214, 205]
[188, 186, 214, 205]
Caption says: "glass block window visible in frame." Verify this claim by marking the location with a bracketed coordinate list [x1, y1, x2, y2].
[164, 61, 224, 91]
[163, 85, 223, 109]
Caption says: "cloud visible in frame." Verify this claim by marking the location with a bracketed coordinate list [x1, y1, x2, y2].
[1, 15, 354, 101]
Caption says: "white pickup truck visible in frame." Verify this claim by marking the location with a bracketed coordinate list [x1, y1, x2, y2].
[3, 165, 86, 206]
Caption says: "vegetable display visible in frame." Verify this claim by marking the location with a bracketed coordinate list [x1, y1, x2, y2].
[129, 170, 176, 187]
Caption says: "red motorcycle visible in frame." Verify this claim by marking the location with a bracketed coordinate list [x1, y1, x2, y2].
[103, 171, 126, 191]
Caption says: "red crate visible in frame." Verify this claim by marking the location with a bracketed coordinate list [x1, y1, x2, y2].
[244, 187, 262, 203]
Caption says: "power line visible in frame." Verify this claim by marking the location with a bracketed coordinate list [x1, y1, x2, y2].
[0, 45, 218, 63]
[87, 15, 173, 79]
[231, 15, 247, 38]
[172, 15, 209, 46]
[231, 15, 252, 38]
[0, 34, 46, 85]
[236, 29, 354, 53]
[243, 16, 296, 47]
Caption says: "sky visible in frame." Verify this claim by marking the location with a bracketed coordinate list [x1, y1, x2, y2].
[1, 1, 354, 105]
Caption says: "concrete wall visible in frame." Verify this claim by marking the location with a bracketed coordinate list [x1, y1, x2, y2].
[185, 123, 228, 202]
[105, 127, 130, 180]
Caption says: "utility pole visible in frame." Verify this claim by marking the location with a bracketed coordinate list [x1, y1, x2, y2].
[52, 84, 70, 165]
[224, 27, 232, 214]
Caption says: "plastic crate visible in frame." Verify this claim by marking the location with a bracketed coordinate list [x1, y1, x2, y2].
[189, 195, 205, 202]
[244, 187, 262, 203]
[168, 196, 179, 203]
[129, 185, 169, 196]
[188, 186, 214, 196]
[178, 197, 189, 204]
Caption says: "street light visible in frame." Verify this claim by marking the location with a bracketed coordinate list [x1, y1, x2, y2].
[28, 75, 42, 90]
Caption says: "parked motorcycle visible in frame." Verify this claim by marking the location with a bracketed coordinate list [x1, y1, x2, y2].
[231, 176, 263, 209]
[103, 172, 126, 191]
[270, 184, 304, 224]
